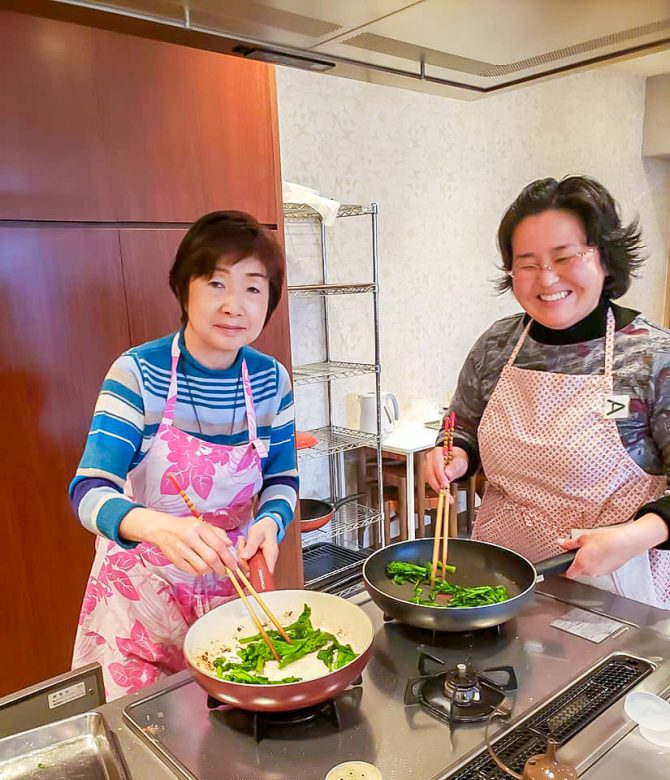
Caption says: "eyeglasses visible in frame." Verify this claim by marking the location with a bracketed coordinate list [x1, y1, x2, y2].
[508, 247, 596, 280]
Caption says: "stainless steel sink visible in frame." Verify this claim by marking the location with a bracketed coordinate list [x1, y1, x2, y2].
[0, 712, 129, 779]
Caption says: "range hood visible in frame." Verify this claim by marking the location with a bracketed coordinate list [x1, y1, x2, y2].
[34, 1, 670, 98]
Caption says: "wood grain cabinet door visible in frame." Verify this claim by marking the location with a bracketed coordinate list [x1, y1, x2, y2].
[186, 49, 281, 226]
[97, 30, 279, 225]
[95, 32, 207, 223]
[119, 228, 186, 346]
[0, 227, 131, 695]
[0, 11, 115, 221]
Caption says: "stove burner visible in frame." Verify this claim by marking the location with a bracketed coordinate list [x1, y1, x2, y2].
[207, 680, 363, 743]
[444, 662, 482, 706]
[405, 652, 517, 730]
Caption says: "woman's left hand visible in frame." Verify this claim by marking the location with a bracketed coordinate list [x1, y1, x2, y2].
[237, 516, 280, 574]
[559, 513, 669, 579]
[559, 524, 648, 578]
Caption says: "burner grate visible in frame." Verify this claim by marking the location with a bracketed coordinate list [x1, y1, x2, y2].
[405, 654, 517, 731]
[446, 654, 653, 779]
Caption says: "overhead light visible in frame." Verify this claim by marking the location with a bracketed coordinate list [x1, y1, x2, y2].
[233, 45, 335, 72]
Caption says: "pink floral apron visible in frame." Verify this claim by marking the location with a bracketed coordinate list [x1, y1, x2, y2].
[73, 334, 267, 698]
[472, 309, 670, 609]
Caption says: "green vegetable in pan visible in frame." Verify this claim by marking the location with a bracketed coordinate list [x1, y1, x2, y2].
[213, 604, 358, 684]
[385, 560, 510, 608]
[220, 669, 302, 685]
[317, 640, 357, 672]
[386, 560, 456, 584]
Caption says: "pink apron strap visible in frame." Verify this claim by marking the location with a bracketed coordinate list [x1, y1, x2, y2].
[241, 360, 257, 441]
[603, 307, 615, 379]
[162, 333, 181, 426]
[507, 308, 616, 378]
[241, 360, 267, 458]
[506, 320, 533, 366]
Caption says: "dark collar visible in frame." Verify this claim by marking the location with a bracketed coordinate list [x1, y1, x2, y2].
[523, 298, 639, 345]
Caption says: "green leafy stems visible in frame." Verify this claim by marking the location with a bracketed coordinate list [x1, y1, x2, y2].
[213, 604, 357, 684]
[385, 560, 510, 607]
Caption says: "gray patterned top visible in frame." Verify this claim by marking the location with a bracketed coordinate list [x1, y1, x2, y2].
[439, 306, 670, 538]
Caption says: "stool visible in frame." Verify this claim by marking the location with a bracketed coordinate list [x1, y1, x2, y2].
[357, 453, 409, 544]
[359, 468, 408, 544]
[415, 452, 485, 538]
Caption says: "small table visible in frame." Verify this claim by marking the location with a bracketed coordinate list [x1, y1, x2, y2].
[377, 423, 438, 541]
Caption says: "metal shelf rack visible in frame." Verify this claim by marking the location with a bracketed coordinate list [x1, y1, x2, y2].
[303, 502, 381, 541]
[284, 203, 375, 220]
[293, 360, 377, 386]
[296, 425, 379, 464]
[285, 200, 384, 592]
[288, 282, 374, 297]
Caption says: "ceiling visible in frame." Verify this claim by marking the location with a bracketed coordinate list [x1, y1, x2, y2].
[44, 0, 670, 98]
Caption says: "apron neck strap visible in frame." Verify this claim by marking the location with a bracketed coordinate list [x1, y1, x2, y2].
[161, 333, 182, 425]
[507, 319, 533, 366]
[241, 359, 258, 442]
[507, 307, 616, 377]
[603, 307, 615, 377]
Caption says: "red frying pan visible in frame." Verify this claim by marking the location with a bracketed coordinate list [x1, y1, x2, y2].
[184, 589, 374, 711]
[299, 494, 364, 533]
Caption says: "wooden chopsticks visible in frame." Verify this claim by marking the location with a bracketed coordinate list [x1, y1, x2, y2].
[167, 474, 291, 661]
[431, 412, 455, 585]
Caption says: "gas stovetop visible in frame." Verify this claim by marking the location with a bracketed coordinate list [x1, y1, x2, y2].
[123, 591, 670, 780]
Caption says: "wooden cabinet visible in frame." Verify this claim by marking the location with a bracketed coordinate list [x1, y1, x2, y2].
[96, 36, 207, 224]
[0, 13, 115, 221]
[97, 30, 279, 224]
[0, 10, 280, 225]
[0, 228, 131, 695]
[185, 48, 281, 226]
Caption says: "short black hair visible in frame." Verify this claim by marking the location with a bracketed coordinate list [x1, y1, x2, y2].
[169, 211, 284, 326]
[495, 176, 644, 299]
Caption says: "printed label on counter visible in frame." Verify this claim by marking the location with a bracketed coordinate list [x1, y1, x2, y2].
[551, 607, 627, 643]
[48, 681, 87, 709]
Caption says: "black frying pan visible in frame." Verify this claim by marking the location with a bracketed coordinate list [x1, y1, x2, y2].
[299, 494, 364, 533]
[362, 537, 574, 632]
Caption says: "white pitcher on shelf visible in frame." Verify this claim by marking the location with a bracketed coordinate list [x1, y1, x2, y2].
[358, 391, 400, 435]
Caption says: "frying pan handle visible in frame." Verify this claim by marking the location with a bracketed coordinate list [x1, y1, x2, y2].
[332, 493, 366, 511]
[248, 551, 275, 592]
[534, 551, 576, 579]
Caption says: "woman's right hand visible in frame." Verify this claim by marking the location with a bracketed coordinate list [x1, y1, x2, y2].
[119, 508, 238, 576]
[425, 446, 469, 494]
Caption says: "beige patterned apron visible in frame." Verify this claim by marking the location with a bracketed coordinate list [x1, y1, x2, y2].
[472, 309, 670, 608]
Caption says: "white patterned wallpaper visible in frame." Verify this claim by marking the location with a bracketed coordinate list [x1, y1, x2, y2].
[277, 66, 670, 496]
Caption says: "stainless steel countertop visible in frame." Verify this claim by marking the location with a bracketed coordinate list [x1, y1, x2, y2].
[536, 577, 670, 637]
[95, 580, 670, 779]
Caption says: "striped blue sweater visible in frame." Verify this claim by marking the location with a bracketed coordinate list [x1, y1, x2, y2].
[70, 331, 298, 547]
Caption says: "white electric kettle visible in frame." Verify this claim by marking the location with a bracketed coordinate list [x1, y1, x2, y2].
[358, 391, 400, 434]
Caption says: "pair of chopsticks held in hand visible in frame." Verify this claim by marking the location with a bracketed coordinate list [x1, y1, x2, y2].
[167, 474, 291, 661]
[431, 412, 455, 586]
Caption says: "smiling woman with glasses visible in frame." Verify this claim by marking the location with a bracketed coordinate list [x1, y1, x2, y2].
[425, 175, 670, 611]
